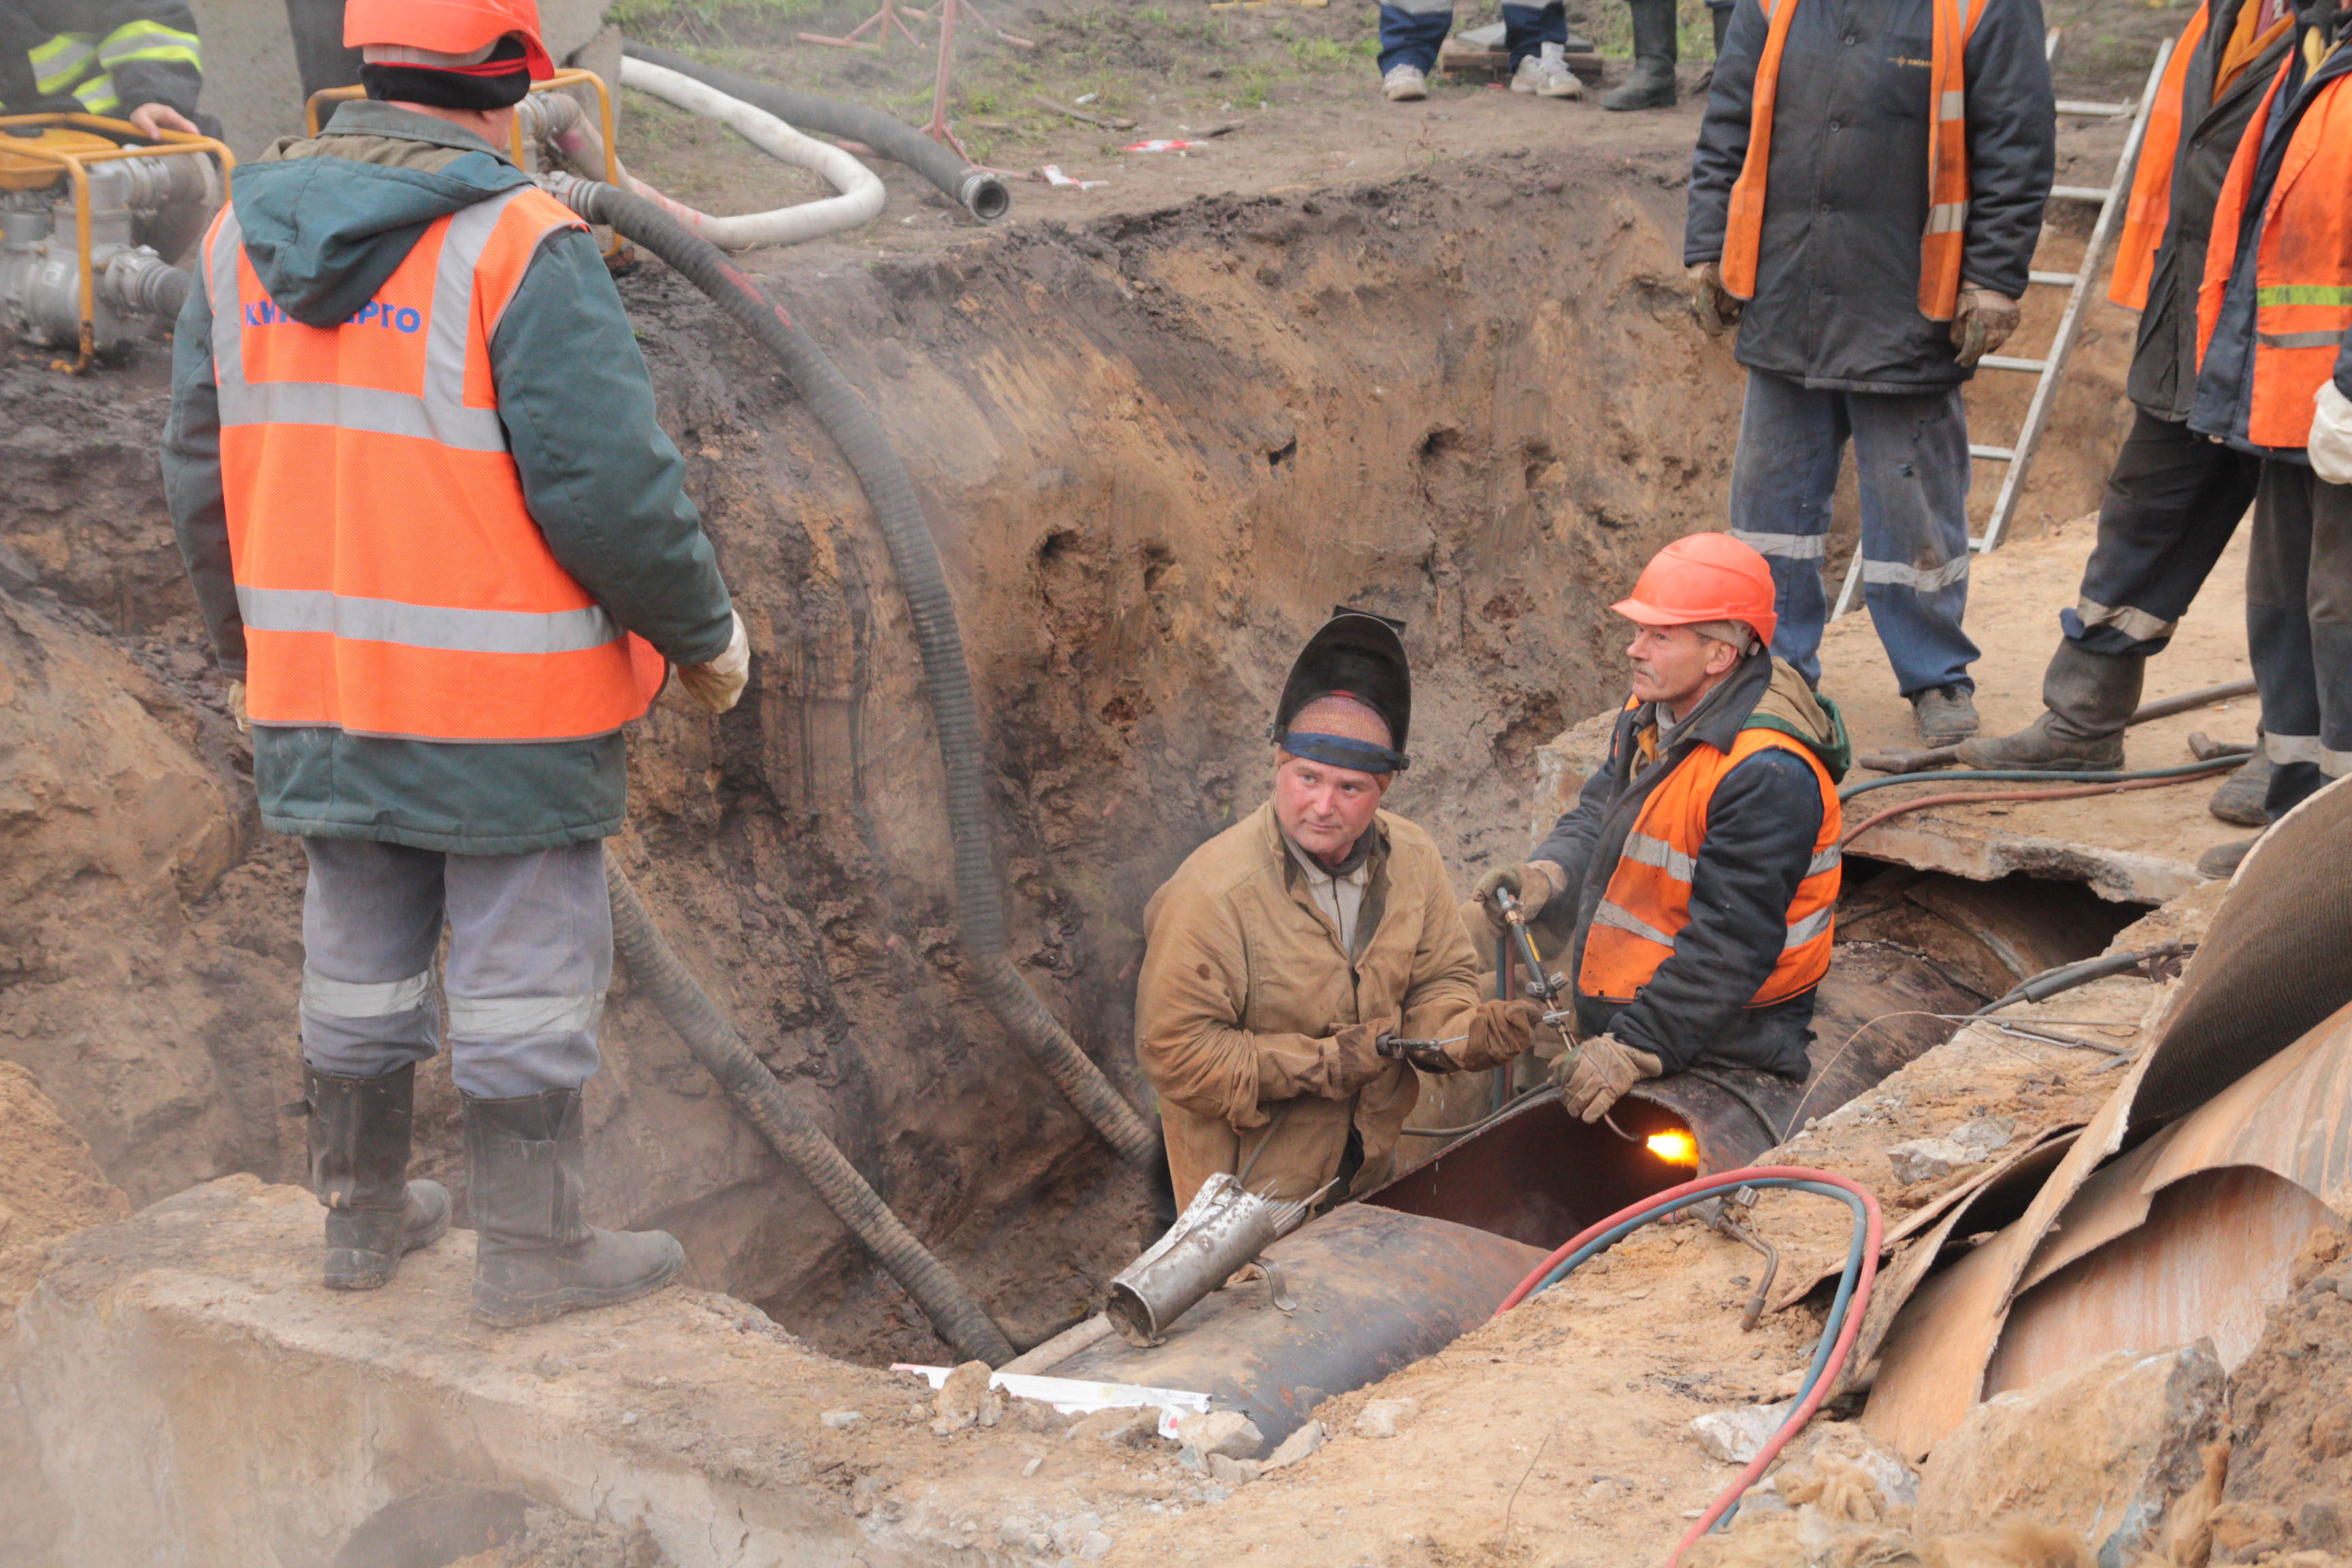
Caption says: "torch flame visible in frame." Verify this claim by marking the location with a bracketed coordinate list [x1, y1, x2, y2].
[1646, 1130, 1699, 1166]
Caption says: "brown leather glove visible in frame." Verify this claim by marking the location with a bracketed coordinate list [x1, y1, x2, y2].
[1318, 1019, 1395, 1098]
[1470, 861, 1563, 936]
[1449, 1000, 1546, 1072]
[1950, 286, 2021, 368]
[1550, 1032, 1663, 1122]
[1688, 261, 1743, 337]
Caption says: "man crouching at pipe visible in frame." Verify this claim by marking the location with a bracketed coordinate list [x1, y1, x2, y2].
[1135, 612, 1544, 1209]
[1473, 534, 1847, 1123]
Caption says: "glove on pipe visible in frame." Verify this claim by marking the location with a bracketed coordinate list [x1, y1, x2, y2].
[548, 176, 1157, 1168]
[1552, 1031, 1662, 1122]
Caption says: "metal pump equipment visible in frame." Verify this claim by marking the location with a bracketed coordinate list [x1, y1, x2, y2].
[1, 116, 229, 367]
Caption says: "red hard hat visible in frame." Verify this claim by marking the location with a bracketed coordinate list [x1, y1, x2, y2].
[346, 0, 555, 80]
[1611, 532, 1779, 647]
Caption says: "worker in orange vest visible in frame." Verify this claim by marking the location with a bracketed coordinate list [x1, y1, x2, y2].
[2187, 0, 2352, 875]
[161, 0, 747, 1324]
[1474, 535, 1846, 1124]
[1959, 0, 2291, 838]
[1684, 0, 2054, 748]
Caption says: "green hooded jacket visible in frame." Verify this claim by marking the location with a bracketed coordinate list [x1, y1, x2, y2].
[161, 101, 734, 854]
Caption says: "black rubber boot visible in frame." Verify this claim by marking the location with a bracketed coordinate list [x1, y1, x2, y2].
[464, 1087, 685, 1328]
[306, 1062, 451, 1290]
[1953, 641, 2142, 770]
[2197, 836, 2259, 879]
[2208, 745, 2273, 826]
[1601, 0, 1679, 109]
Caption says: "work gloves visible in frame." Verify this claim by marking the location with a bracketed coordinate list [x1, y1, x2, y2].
[2311, 380, 2352, 486]
[1950, 287, 2021, 369]
[225, 680, 249, 734]
[1318, 1019, 1397, 1098]
[1448, 999, 1546, 1073]
[678, 611, 751, 715]
[1471, 861, 1563, 935]
[1686, 261, 1742, 337]
[1548, 1032, 1662, 1123]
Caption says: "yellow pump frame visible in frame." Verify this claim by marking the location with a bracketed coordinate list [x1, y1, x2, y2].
[0, 112, 234, 370]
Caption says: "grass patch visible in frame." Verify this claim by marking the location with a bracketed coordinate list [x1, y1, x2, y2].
[607, 0, 824, 33]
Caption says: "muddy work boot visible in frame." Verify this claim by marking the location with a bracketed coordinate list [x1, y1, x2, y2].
[464, 1086, 684, 1327]
[1601, 0, 1678, 110]
[306, 1062, 451, 1290]
[1512, 42, 1584, 98]
[1954, 642, 2142, 771]
[2208, 747, 2273, 826]
[2198, 836, 2260, 879]
[1910, 684, 1980, 747]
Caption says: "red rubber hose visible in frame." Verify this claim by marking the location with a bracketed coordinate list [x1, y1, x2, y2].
[1838, 762, 2236, 851]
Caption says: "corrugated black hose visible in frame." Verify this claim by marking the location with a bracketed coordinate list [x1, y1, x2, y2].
[546, 174, 1159, 1168]
[609, 863, 1015, 1365]
[621, 42, 1011, 223]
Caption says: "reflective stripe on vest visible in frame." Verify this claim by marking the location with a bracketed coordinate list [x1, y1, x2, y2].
[1579, 726, 1843, 1009]
[2195, 53, 2352, 449]
[2109, 4, 2210, 310]
[204, 193, 666, 742]
[1721, 0, 1987, 321]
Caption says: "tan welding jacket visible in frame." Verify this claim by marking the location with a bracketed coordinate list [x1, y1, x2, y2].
[1136, 800, 1485, 1209]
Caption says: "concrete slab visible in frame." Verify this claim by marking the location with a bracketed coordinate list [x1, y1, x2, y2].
[4, 1177, 1227, 1567]
[1534, 514, 2256, 904]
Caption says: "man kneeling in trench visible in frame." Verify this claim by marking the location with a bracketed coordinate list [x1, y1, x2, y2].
[1134, 612, 1543, 1209]
[1475, 534, 1848, 1122]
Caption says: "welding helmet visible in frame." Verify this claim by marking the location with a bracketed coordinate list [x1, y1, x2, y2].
[1612, 532, 1779, 647]
[345, 0, 556, 80]
[1270, 609, 1412, 774]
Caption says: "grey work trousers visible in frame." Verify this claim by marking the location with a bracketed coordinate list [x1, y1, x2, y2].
[298, 838, 611, 1098]
[2247, 460, 2352, 820]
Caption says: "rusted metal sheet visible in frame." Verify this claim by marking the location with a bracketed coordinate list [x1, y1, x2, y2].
[1051, 1204, 1541, 1448]
[2010, 1122, 2178, 1294]
[1987, 1165, 2342, 1394]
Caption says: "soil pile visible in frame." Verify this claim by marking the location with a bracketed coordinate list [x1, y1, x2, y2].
[2208, 1243, 2352, 1564]
[0, 1060, 127, 1330]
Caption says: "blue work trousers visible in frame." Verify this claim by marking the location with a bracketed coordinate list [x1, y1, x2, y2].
[298, 837, 610, 1098]
[1379, 1, 1566, 74]
[1729, 369, 1980, 697]
[2247, 459, 2352, 819]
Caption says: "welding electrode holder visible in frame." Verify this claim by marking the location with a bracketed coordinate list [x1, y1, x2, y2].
[1375, 1032, 1463, 1075]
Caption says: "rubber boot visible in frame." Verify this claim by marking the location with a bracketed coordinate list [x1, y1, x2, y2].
[1953, 641, 2142, 771]
[1601, 0, 1678, 110]
[306, 1062, 451, 1290]
[464, 1087, 684, 1327]
[2208, 745, 2273, 827]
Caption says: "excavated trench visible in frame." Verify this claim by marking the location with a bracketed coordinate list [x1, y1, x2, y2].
[0, 145, 2135, 1386]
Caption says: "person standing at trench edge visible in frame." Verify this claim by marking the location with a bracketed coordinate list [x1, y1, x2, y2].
[161, 0, 751, 1324]
[1133, 612, 1542, 1210]
[1684, 0, 2055, 746]
[1377, 1, 1582, 101]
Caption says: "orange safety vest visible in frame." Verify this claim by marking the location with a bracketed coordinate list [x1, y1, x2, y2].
[1722, 0, 1987, 321]
[2195, 49, 2352, 450]
[201, 187, 667, 742]
[2108, 3, 2212, 311]
[1579, 725, 1842, 1010]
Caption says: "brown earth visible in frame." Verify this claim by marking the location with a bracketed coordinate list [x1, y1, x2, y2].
[2206, 1243, 2352, 1565]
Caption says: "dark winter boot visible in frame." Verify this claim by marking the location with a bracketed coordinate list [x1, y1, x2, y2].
[1953, 641, 2142, 771]
[2208, 745, 2273, 826]
[1601, 0, 1679, 110]
[306, 1062, 451, 1290]
[2197, 836, 2259, 879]
[464, 1087, 685, 1327]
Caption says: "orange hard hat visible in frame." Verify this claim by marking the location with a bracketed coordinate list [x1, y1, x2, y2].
[345, 0, 555, 80]
[1611, 532, 1779, 647]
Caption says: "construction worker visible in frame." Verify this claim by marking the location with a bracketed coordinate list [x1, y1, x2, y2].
[1135, 613, 1542, 1209]
[1958, 0, 2291, 842]
[2187, 0, 2352, 875]
[1379, 1, 1582, 101]
[0, 0, 206, 137]
[1686, 0, 2055, 747]
[1599, 0, 1732, 111]
[160, 0, 747, 1325]
[1474, 535, 1846, 1123]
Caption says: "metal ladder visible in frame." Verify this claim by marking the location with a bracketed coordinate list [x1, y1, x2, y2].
[1830, 35, 2176, 619]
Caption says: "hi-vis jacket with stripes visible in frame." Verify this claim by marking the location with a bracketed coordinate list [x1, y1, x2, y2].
[164, 102, 734, 854]
[0, 0, 201, 119]
[2190, 7, 2352, 457]
[1529, 654, 1848, 1078]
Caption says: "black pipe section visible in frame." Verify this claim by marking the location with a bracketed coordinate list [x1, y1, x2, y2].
[608, 863, 1015, 1365]
[2129, 677, 2259, 726]
[621, 42, 1011, 223]
[551, 176, 1159, 1168]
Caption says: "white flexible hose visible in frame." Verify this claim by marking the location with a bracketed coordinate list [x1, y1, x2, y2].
[613, 56, 886, 249]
